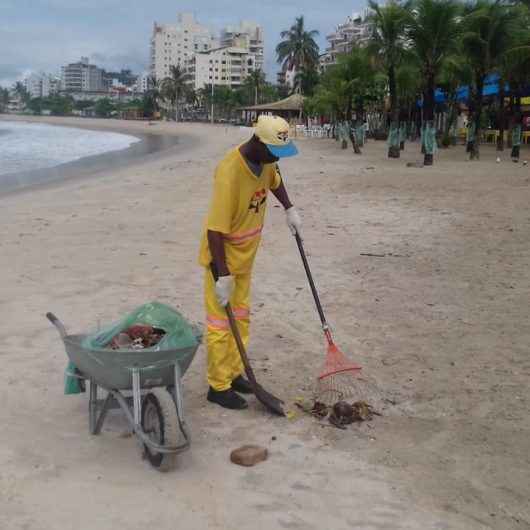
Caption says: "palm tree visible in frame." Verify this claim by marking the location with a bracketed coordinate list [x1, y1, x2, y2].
[160, 64, 189, 120]
[276, 16, 320, 94]
[407, 0, 462, 165]
[245, 69, 266, 105]
[0, 86, 9, 112]
[395, 59, 422, 146]
[502, 24, 530, 158]
[461, 0, 521, 159]
[368, 0, 411, 157]
[14, 81, 30, 104]
[438, 55, 472, 146]
[293, 67, 320, 96]
[145, 76, 162, 117]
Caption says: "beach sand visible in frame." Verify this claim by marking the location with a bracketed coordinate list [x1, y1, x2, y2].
[1, 116, 529, 530]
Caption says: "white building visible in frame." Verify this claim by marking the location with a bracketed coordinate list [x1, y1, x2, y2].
[320, 11, 371, 71]
[220, 21, 264, 72]
[24, 74, 43, 99]
[61, 57, 105, 92]
[42, 75, 60, 97]
[133, 72, 151, 93]
[150, 13, 217, 81]
[277, 65, 297, 91]
[187, 46, 257, 90]
[24, 73, 60, 98]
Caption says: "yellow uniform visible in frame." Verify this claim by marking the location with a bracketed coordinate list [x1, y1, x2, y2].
[199, 147, 282, 391]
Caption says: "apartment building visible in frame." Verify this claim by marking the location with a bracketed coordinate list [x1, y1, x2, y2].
[24, 74, 43, 99]
[24, 73, 60, 98]
[220, 20, 264, 72]
[103, 69, 138, 90]
[319, 11, 371, 71]
[61, 57, 104, 92]
[187, 46, 258, 90]
[151, 13, 264, 90]
[133, 72, 151, 93]
[150, 13, 217, 81]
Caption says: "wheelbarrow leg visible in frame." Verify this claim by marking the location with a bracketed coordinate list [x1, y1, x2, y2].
[173, 363, 190, 442]
[132, 368, 142, 432]
[94, 394, 113, 435]
[89, 380, 98, 435]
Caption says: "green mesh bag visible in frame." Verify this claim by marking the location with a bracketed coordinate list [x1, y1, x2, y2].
[398, 122, 407, 144]
[423, 122, 437, 155]
[466, 122, 476, 144]
[355, 125, 365, 146]
[512, 125, 522, 147]
[64, 361, 84, 395]
[81, 302, 199, 352]
[387, 123, 400, 148]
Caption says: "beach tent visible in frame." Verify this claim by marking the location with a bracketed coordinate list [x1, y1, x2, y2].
[420, 74, 526, 106]
[239, 93, 305, 123]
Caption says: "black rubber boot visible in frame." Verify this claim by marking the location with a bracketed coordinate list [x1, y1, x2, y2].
[207, 387, 248, 410]
[231, 375, 254, 394]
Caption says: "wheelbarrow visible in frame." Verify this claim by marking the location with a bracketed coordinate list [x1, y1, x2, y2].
[46, 312, 202, 471]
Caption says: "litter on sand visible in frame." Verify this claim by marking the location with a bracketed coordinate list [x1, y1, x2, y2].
[295, 398, 381, 430]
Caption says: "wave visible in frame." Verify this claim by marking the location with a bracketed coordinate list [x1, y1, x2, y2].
[0, 121, 140, 177]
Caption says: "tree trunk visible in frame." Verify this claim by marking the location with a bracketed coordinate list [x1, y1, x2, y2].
[469, 76, 484, 161]
[388, 65, 400, 159]
[497, 80, 505, 151]
[423, 78, 436, 166]
[510, 94, 523, 161]
[442, 96, 457, 148]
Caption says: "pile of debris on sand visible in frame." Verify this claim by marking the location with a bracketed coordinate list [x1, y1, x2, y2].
[296, 399, 381, 430]
[107, 324, 166, 350]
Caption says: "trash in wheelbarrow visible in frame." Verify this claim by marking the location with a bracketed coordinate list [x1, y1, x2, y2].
[64, 302, 200, 395]
[108, 324, 166, 350]
[82, 301, 199, 353]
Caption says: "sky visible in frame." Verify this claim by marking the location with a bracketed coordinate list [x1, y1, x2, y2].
[0, 0, 366, 87]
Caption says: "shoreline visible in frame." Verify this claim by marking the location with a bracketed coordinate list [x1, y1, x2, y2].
[0, 116, 187, 197]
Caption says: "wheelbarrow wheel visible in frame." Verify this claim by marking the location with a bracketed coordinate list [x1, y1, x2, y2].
[141, 388, 179, 472]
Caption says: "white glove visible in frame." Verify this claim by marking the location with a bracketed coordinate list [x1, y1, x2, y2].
[286, 206, 302, 237]
[215, 275, 234, 307]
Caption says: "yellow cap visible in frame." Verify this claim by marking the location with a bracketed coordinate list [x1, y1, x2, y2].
[254, 115, 298, 158]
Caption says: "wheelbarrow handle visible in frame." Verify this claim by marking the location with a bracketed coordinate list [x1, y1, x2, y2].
[46, 312, 67, 339]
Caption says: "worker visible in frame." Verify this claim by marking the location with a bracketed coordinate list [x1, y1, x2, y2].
[199, 115, 301, 409]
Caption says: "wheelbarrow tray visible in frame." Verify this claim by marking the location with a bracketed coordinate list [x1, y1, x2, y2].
[63, 327, 202, 390]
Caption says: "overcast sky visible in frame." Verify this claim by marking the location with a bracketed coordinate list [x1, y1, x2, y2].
[0, 0, 366, 86]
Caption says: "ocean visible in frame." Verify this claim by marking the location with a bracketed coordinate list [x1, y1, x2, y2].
[0, 121, 140, 178]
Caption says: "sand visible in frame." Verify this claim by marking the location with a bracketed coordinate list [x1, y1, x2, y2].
[1, 116, 529, 530]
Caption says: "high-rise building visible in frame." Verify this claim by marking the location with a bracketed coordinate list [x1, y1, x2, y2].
[151, 13, 265, 90]
[150, 13, 217, 81]
[61, 57, 105, 92]
[220, 21, 264, 72]
[186, 45, 257, 90]
[319, 11, 371, 71]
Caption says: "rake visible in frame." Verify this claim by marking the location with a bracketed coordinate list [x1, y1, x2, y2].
[294, 232, 363, 405]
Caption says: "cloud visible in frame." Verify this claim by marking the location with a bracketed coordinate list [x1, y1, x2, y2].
[0, 0, 365, 85]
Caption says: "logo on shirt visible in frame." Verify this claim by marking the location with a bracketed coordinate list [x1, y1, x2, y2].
[249, 188, 267, 213]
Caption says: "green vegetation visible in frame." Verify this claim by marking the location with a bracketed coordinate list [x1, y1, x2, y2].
[301, 0, 530, 165]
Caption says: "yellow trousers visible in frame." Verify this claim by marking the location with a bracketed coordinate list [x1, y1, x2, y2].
[204, 270, 250, 391]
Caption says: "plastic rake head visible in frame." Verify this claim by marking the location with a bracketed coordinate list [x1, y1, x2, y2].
[316, 342, 363, 405]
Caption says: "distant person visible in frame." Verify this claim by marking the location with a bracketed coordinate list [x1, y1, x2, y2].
[198, 115, 301, 409]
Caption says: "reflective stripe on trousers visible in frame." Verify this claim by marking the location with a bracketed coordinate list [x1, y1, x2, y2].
[204, 269, 251, 391]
